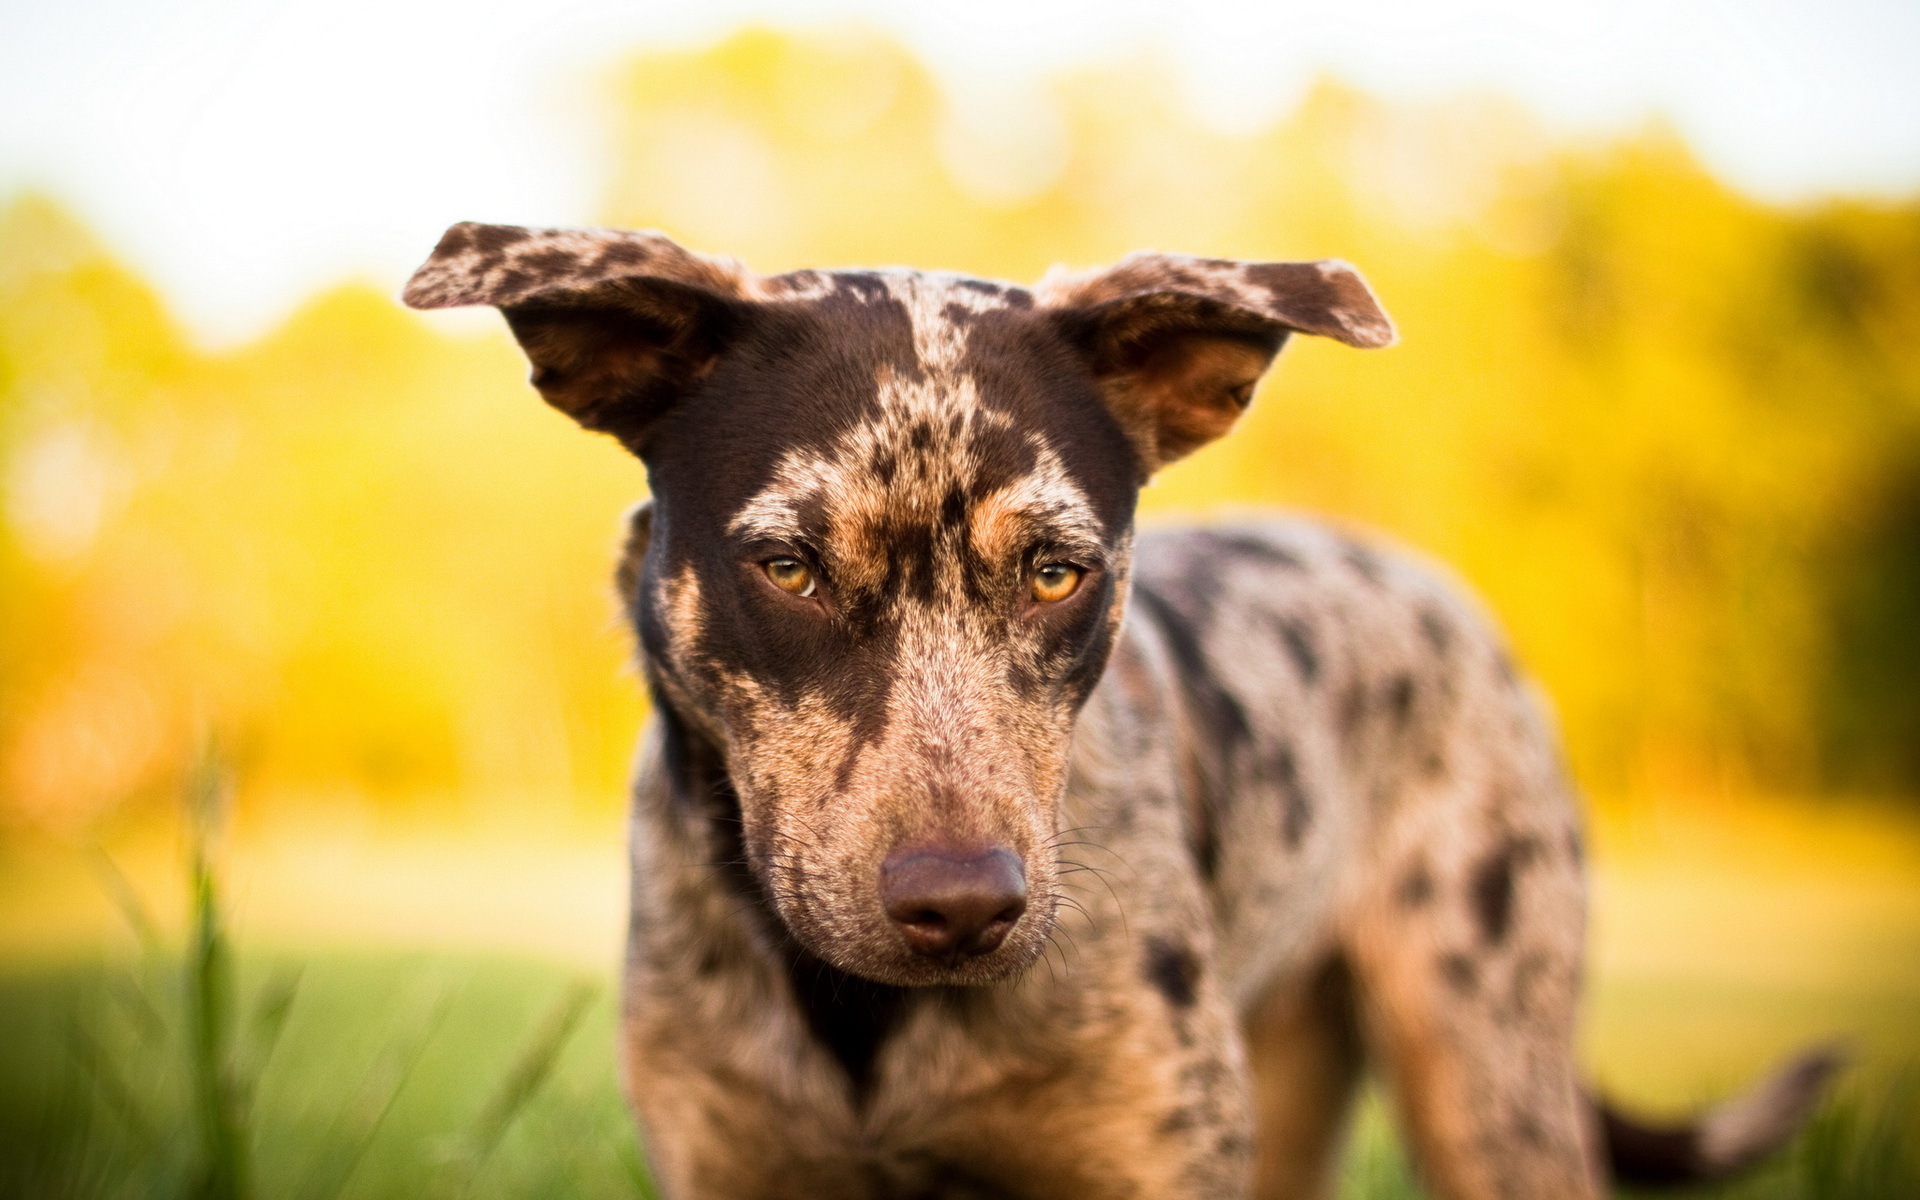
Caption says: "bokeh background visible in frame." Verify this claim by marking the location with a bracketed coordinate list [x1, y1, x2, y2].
[2, 2, 1917, 1197]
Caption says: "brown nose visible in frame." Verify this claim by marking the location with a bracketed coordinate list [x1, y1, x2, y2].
[881, 846, 1028, 962]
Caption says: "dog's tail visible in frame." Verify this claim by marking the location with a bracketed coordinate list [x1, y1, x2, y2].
[1594, 1045, 1845, 1187]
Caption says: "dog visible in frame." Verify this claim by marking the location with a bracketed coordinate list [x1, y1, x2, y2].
[404, 223, 1837, 1199]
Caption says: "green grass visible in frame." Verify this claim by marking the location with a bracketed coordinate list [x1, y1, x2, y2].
[4, 949, 1915, 1200]
[0, 757, 650, 1200]
[2, 767, 1912, 1199]
[0, 951, 648, 1200]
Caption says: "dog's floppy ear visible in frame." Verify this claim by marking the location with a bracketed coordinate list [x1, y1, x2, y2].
[403, 223, 756, 452]
[1037, 253, 1394, 476]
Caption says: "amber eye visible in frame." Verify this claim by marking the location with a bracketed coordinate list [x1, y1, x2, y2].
[764, 557, 817, 597]
[1030, 563, 1082, 604]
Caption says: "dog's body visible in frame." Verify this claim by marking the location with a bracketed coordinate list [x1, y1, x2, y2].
[619, 518, 1593, 1199]
[405, 224, 1834, 1200]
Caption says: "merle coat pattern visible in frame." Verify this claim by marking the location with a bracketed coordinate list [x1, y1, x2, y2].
[405, 223, 1836, 1200]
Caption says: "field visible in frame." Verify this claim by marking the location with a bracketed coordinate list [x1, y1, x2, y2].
[2, 793, 1915, 1199]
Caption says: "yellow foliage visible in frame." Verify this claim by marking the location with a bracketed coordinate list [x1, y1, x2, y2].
[3, 30, 1918, 828]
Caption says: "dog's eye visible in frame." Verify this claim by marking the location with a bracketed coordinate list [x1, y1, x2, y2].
[764, 558, 817, 597]
[1030, 563, 1082, 604]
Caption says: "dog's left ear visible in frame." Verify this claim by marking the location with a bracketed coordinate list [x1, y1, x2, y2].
[1038, 253, 1394, 476]
[403, 223, 756, 453]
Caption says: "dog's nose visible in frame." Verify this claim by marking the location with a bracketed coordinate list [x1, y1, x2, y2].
[881, 845, 1028, 961]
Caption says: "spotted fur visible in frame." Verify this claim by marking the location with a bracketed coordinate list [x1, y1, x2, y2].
[405, 225, 1837, 1200]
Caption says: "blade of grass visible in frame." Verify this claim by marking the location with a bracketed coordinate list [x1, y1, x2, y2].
[1796, 1069, 1920, 1200]
[295, 987, 453, 1200]
[454, 980, 598, 1180]
[246, 965, 303, 1088]
[89, 843, 164, 955]
[105, 967, 168, 1046]
[185, 747, 248, 1200]
[66, 1012, 158, 1152]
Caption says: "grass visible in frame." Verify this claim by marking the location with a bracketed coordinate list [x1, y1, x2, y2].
[4, 952, 1917, 1199]
[0, 951, 647, 1200]
[0, 756, 648, 1200]
[1, 770, 1914, 1198]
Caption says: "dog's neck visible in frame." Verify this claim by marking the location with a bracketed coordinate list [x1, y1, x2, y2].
[652, 699, 918, 1099]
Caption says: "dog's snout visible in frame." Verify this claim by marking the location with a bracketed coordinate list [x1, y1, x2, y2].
[881, 846, 1028, 962]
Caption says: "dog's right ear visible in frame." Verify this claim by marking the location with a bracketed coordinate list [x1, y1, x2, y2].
[403, 223, 756, 452]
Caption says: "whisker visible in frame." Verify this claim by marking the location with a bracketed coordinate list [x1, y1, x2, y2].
[1047, 840, 1131, 868]
[1054, 857, 1130, 937]
[1045, 824, 1115, 845]
[1042, 932, 1071, 982]
[1050, 921, 1082, 961]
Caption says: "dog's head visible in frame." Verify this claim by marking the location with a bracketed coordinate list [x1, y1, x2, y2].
[405, 224, 1391, 985]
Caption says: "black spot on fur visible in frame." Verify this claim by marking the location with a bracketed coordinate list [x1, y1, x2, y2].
[940, 484, 967, 530]
[1338, 682, 1369, 741]
[1277, 617, 1319, 684]
[1472, 848, 1517, 944]
[1215, 1132, 1254, 1158]
[1343, 543, 1386, 585]
[519, 247, 579, 277]
[1515, 1111, 1549, 1147]
[1143, 936, 1201, 1009]
[1419, 606, 1453, 656]
[1439, 953, 1478, 994]
[1271, 744, 1313, 847]
[1131, 583, 1254, 880]
[1397, 861, 1435, 907]
[830, 272, 892, 304]
[1387, 674, 1416, 726]
[1469, 837, 1540, 945]
[433, 223, 476, 255]
[469, 223, 528, 253]
[1494, 648, 1518, 685]
[1201, 530, 1305, 570]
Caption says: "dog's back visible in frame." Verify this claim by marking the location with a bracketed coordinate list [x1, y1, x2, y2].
[1125, 519, 1567, 996]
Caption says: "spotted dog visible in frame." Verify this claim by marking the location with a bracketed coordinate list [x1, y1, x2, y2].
[404, 224, 1837, 1200]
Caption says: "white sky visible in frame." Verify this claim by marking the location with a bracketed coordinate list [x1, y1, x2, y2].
[3, 0, 1918, 346]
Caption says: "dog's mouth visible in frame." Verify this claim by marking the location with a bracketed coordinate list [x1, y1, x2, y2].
[863, 898, 1057, 987]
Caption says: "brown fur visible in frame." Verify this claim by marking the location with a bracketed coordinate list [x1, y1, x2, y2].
[405, 225, 1836, 1199]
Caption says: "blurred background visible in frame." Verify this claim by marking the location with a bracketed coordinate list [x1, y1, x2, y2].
[1, 2, 1917, 1197]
